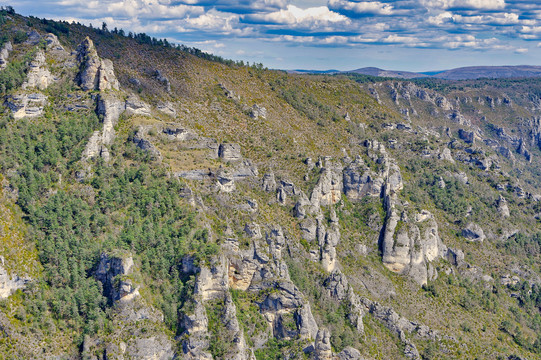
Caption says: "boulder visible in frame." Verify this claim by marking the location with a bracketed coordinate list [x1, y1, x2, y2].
[218, 143, 242, 161]
[250, 104, 267, 119]
[262, 172, 276, 192]
[462, 223, 485, 242]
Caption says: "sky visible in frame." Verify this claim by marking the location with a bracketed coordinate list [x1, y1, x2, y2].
[5, 0, 541, 71]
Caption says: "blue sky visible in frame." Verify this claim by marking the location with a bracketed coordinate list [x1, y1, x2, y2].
[5, 0, 541, 71]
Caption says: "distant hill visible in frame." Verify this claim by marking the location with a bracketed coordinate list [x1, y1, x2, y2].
[292, 65, 541, 80]
[433, 65, 541, 80]
[345, 67, 426, 79]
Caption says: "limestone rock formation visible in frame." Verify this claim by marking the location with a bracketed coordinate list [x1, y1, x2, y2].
[310, 159, 342, 207]
[157, 102, 177, 116]
[218, 143, 242, 161]
[262, 172, 277, 192]
[250, 104, 267, 119]
[132, 127, 162, 161]
[497, 195, 510, 218]
[5, 93, 47, 119]
[125, 94, 152, 116]
[154, 70, 171, 92]
[95, 252, 139, 302]
[163, 125, 195, 141]
[44, 33, 64, 51]
[0, 259, 29, 299]
[22, 50, 54, 90]
[315, 329, 333, 360]
[76, 37, 119, 91]
[0, 41, 12, 70]
[462, 223, 486, 242]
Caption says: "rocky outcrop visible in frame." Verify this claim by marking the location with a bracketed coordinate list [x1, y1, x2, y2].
[0, 41, 12, 70]
[324, 269, 439, 359]
[44, 33, 64, 51]
[4, 93, 47, 119]
[218, 143, 242, 161]
[22, 50, 54, 90]
[154, 70, 171, 92]
[382, 209, 444, 285]
[250, 104, 267, 120]
[76, 37, 119, 91]
[0, 259, 29, 299]
[343, 156, 384, 200]
[219, 83, 241, 101]
[157, 102, 176, 116]
[132, 126, 162, 161]
[497, 195, 510, 218]
[438, 147, 454, 163]
[462, 223, 485, 242]
[314, 329, 333, 360]
[310, 159, 342, 207]
[95, 252, 139, 302]
[125, 94, 152, 116]
[262, 172, 277, 192]
[458, 129, 475, 144]
[163, 125, 195, 141]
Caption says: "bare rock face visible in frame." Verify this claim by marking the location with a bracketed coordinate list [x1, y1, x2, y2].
[262, 172, 276, 192]
[458, 129, 475, 144]
[0, 258, 30, 299]
[22, 50, 54, 90]
[0, 41, 12, 70]
[382, 209, 443, 286]
[76, 37, 101, 90]
[438, 147, 454, 163]
[310, 160, 342, 207]
[44, 33, 64, 51]
[154, 70, 171, 92]
[250, 104, 267, 119]
[76, 37, 119, 91]
[218, 143, 242, 161]
[82, 93, 125, 162]
[343, 156, 384, 200]
[315, 329, 333, 360]
[125, 94, 152, 116]
[95, 252, 138, 302]
[497, 195, 510, 218]
[5, 93, 47, 119]
[157, 102, 177, 116]
[162, 124, 195, 141]
[98, 59, 120, 91]
[462, 223, 485, 242]
[132, 126, 162, 161]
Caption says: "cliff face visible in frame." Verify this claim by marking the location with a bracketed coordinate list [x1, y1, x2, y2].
[1, 11, 541, 360]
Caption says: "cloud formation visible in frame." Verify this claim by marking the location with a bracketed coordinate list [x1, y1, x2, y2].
[7, 0, 541, 70]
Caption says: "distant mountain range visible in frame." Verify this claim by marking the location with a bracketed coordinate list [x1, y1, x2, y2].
[289, 65, 541, 80]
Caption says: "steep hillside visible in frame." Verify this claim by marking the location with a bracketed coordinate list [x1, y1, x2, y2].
[1, 9, 541, 360]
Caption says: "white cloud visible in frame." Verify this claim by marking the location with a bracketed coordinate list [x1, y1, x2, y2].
[421, 0, 506, 10]
[515, 47, 528, 53]
[245, 5, 350, 27]
[328, 0, 395, 15]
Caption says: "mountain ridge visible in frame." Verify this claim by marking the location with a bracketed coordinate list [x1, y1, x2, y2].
[1, 9, 541, 360]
